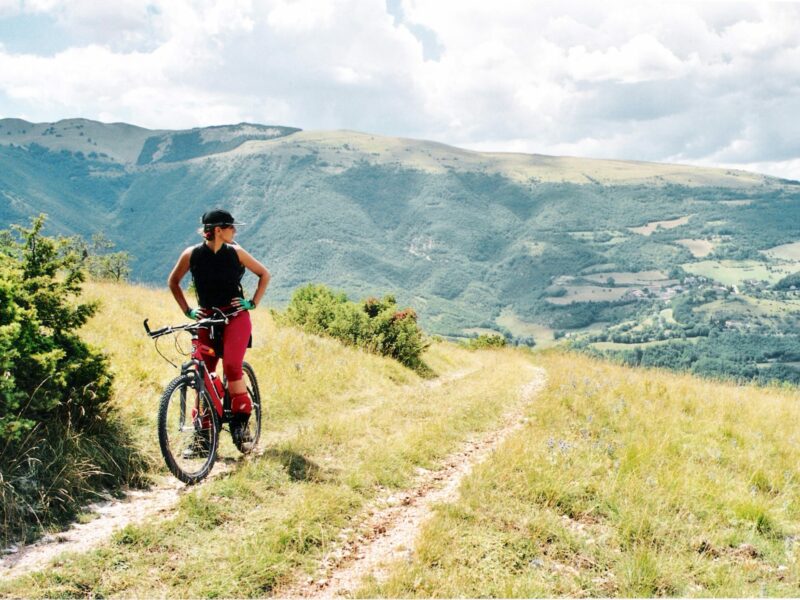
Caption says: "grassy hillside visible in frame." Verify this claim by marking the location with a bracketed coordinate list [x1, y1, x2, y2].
[0, 281, 538, 597]
[361, 351, 800, 597]
[2, 282, 800, 597]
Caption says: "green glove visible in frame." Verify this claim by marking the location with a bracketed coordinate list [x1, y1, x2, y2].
[185, 307, 201, 320]
[234, 298, 256, 311]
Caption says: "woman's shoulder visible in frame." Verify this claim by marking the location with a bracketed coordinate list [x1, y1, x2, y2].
[186, 243, 207, 265]
[182, 244, 202, 257]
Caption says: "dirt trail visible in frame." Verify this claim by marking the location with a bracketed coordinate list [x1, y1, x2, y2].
[283, 366, 547, 598]
[0, 366, 482, 582]
[0, 481, 182, 578]
[0, 456, 249, 579]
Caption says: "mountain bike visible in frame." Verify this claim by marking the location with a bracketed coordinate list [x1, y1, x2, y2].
[144, 309, 262, 484]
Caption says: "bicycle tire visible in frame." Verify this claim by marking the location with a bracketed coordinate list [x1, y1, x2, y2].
[232, 361, 262, 454]
[158, 374, 219, 484]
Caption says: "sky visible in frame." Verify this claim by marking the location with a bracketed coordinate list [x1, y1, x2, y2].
[0, 0, 799, 180]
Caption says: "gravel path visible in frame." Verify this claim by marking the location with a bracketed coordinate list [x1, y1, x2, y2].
[0, 366, 484, 582]
[283, 365, 547, 598]
[0, 481, 182, 578]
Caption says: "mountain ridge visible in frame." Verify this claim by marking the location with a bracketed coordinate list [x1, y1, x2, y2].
[0, 117, 787, 186]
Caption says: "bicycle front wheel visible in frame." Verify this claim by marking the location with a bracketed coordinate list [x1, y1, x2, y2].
[158, 374, 219, 484]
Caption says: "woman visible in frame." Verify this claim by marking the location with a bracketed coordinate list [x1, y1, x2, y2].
[167, 209, 270, 440]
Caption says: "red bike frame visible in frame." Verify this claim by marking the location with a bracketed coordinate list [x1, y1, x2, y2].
[144, 311, 240, 423]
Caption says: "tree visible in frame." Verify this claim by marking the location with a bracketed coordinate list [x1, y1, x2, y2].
[0, 215, 145, 544]
[66, 232, 132, 281]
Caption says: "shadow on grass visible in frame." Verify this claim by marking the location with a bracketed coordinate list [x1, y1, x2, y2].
[414, 360, 437, 379]
[261, 449, 327, 482]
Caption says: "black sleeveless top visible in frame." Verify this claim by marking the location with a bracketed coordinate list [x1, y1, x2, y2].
[189, 243, 245, 309]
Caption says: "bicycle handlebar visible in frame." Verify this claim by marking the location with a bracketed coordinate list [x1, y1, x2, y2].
[143, 308, 243, 339]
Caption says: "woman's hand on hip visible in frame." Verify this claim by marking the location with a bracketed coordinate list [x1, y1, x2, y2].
[232, 297, 256, 311]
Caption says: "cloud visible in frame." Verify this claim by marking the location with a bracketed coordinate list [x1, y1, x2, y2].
[565, 34, 687, 83]
[0, 0, 20, 18]
[0, 0, 798, 178]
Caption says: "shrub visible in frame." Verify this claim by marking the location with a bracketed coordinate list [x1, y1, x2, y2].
[463, 334, 508, 350]
[0, 216, 146, 545]
[279, 284, 429, 370]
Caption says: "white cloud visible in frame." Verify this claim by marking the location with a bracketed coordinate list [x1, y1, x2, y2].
[565, 34, 686, 83]
[0, 0, 798, 178]
[267, 0, 335, 32]
[0, 0, 21, 18]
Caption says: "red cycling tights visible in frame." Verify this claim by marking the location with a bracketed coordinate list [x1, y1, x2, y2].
[198, 310, 251, 386]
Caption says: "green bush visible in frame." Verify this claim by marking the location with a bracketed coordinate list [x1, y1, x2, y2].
[463, 334, 508, 350]
[279, 284, 429, 370]
[0, 216, 146, 545]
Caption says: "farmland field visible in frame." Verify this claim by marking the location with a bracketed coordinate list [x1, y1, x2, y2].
[694, 296, 800, 318]
[762, 240, 800, 261]
[546, 286, 630, 304]
[629, 215, 691, 236]
[582, 270, 670, 285]
[682, 260, 797, 286]
[675, 238, 715, 257]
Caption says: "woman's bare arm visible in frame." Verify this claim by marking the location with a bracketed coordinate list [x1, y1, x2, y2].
[167, 247, 194, 315]
[235, 247, 271, 307]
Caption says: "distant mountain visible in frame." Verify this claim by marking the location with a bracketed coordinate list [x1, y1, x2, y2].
[2, 117, 799, 347]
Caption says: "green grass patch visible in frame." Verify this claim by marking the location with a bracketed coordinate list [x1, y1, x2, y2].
[683, 260, 796, 286]
[360, 351, 800, 597]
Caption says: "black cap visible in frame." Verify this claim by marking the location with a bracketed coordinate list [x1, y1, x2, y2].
[201, 209, 245, 227]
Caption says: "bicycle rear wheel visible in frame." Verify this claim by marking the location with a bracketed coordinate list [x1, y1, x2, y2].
[232, 362, 262, 454]
[158, 374, 219, 484]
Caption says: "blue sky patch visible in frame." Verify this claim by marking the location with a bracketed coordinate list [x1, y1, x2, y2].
[0, 13, 73, 56]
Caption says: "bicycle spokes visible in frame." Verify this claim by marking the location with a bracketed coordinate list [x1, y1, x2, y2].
[158, 376, 219, 484]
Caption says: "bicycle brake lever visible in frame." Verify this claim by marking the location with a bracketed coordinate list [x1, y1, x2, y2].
[143, 319, 152, 335]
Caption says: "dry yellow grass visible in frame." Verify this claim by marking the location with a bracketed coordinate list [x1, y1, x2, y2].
[1, 281, 538, 597]
[362, 350, 800, 597]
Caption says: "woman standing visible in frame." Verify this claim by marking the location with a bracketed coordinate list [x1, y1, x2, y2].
[167, 209, 270, 442]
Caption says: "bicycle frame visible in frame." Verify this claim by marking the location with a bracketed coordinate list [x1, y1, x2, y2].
[181, 334, 229, 420]
[144, 311, 240, 424]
